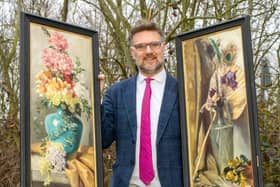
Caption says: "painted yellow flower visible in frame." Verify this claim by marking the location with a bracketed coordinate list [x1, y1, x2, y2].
[43, 174, 52, 186]
[35, 70, 53, 95]
[39, 158, 53, 186]
[228, 157, 240, 168]
[47, 79, 64, 92]
[225, 170, 235, 180]
[36, 66, 90, 116]
[223, 155, 252, 187]
[233, 171, 239, 182]
[240, 172, 247, 181]
[39, 158, 51, 176]
[240, 180, 246, 187]
[49, 93, 62, 106]
[38, 77, 76, 107]
[68, 98, 81, 113]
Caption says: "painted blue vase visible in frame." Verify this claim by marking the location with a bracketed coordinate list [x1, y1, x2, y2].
[45, 108, 83, 155]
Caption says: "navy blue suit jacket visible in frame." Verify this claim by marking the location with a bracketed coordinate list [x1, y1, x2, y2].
[101, 73, 183, 187]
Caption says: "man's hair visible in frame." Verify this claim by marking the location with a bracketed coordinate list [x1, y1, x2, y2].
[129, 19, 164, 45]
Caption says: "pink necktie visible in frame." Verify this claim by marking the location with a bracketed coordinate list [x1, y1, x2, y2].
[140, 78, 155, 185]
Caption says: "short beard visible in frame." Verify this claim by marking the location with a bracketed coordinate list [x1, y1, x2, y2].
[137, 61, 164, 76]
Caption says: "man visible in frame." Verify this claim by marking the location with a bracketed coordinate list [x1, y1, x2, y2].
[101, 20, 183, 187]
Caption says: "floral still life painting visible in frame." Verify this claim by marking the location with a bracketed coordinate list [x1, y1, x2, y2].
[29, 23, 97, 187]
[176, 18, 262, 187]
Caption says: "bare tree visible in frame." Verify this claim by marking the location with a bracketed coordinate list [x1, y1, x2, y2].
[0, 0, 279, 186]
[0, 0, 72, 186]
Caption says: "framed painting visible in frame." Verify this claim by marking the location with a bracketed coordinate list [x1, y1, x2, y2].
[176, 16, 263, 187]
[20, 12, 103, 187]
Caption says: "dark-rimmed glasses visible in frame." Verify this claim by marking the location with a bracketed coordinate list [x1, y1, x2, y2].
[132, 41, 162, 51]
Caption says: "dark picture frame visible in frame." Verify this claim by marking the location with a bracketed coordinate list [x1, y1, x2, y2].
[20, 12, 103, 187]
[176, 16, 263, 187]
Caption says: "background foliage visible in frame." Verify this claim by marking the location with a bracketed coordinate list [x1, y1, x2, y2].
[0, 0, 279, 186]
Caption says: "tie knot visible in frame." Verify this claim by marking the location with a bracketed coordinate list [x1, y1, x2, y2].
[145, 78, 153, 84]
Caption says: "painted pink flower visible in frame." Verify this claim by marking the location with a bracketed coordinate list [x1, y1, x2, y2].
[48, 32, 68, 51]
[42, 48, 74, 75]
[64, 74, 74, 88]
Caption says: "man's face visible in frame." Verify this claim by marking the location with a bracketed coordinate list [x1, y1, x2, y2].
[130, 30, 166, 77]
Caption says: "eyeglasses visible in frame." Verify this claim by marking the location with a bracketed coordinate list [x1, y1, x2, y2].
[132, 41, 162, 51]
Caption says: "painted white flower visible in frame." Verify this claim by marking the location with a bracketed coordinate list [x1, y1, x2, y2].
[45, 142, 66, 172]
[39, 142, 66, 186]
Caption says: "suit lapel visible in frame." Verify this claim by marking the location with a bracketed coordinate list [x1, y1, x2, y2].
[156, 74, 177, 144]
[122, 74, 177, 143]
[123, 75, 137, 141]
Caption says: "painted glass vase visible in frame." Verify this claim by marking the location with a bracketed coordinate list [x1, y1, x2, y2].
[210, 105, 233, 174]
[44, 107, 83, 156]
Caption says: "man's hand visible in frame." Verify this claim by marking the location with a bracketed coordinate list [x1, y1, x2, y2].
[98, 73, 105, 94]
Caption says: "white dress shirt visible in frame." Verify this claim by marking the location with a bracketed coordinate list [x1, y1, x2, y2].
[129, 69, 166, 187]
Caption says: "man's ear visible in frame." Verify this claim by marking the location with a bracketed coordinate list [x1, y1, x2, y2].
[130, 47, 136, 60]
[162, 42, 167, 51]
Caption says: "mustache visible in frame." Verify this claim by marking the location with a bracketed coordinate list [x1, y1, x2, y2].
[143, 54, 156, 59]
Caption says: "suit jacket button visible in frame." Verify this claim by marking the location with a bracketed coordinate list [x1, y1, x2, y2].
[130, 160, 135, 165]
[132, 140, 135, 144]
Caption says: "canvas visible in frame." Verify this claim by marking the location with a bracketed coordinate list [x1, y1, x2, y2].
[20, 12, 103, 187]
[176, 16, 263, 187]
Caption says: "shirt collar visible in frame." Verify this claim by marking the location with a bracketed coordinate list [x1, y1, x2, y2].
[138, 69, 166, 84]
